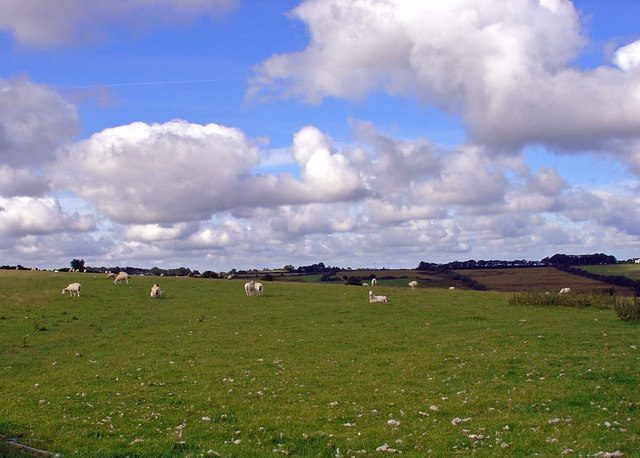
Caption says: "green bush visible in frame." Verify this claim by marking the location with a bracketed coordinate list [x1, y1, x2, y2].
[508, 291, 615, 309]
[614, 296, 640, 321]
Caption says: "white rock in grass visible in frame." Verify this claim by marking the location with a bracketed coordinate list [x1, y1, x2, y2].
[547, 418, 561, 425]
[202, 416, 211, 422]
[387, 419, 400, 427]
[451, 417, 471, 425]
[595, 452, 624, 458]
[429, 405, 439, 411]
[375, 444, 399, 453]
[468, 434, 485, 442]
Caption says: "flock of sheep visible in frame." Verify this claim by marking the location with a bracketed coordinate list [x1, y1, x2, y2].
[60, 272, 574, 303]
[61, 271, 163, 300]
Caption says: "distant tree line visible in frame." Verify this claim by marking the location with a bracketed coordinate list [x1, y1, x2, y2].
[541, 253, 617, 266]
[417, 253, 619, 271]
[417, 259, 543, 270]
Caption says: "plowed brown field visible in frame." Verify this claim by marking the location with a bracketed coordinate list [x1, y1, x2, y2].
[454, 266, 634, 294]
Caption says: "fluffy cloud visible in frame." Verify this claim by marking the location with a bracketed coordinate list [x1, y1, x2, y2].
[291, 126, 363, 199]
[0, 166, 50, 197]
[0, 77, 78, 169]
[250, 0, 640, 152]
[121, 223, 199, 242]
[53, 120, 366, 224]
[613, 39, 640, 71]
[0, 0, 235, 48]
[0, 196, 95, 237]
[53, 120, 261, 224]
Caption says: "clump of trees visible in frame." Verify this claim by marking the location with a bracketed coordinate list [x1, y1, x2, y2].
[541, 253, 617, 266]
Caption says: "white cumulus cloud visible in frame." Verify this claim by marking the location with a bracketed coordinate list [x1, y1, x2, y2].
[250, 0, 640, 152]
[613, 39, 640, 71]
[0, 77, 78, 169]
[52, 121, 367, 225]
[0, 196, 95, 237]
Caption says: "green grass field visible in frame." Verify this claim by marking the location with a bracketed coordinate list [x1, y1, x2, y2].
[579, 264, 640, 281]
[1, 271, 639, 456]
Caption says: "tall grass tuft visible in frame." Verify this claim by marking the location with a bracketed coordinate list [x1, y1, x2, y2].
[508, 291, 615, 309]
[613, 296, 640, 321]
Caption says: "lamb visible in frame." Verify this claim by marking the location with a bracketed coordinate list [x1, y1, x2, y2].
[114, 271, 130, 285]
[150, 283, 162, 299]
[371, 278, 377, 286]
[369, 290, 388, 303]
[244, 281, 256, 296]
[106, 271, 115, 279]
[559, 287, 572, 294]
[62, 282, 81, 297]
[254, 282, 264, 295]
[408, 280, 418, 289]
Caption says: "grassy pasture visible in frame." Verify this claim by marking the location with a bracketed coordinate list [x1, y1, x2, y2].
[579, 264, 640, 282]
[455, 267, 633, 295]
[1, 271, 639, 456]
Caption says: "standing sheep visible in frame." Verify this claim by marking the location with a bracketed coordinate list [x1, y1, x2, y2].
[244, 281, 256, 296]
[62, 283, 81, 297]
[254, 282, 264, 295]
[371, 278, 378, 286]
[114, 272, 130, 285]
[408, 280, 418, 289]
[150, 283, 162, 299]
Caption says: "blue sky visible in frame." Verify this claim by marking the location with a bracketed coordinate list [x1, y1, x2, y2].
[1, 0, 640, 271]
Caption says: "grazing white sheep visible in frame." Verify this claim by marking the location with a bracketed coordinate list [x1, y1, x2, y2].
[228, 274, 235, 280]
[244, 281, 256, 296]
[254, 282, 264, 295]
[362, 282, 369, 286]
[369, 290, 388, 303]
[114, 271, 130, 285]
[62, 282, 81, 297]
[408, 280, 418, 289]
[106, 271, 115, 279]
[150, 283, 162, 299]
[559, 287, 572, 294]
[449, 286, 455, 290]
[371, 278, 378, 286]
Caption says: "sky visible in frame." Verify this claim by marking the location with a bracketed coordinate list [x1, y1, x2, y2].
[1, 0, 640, 271]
